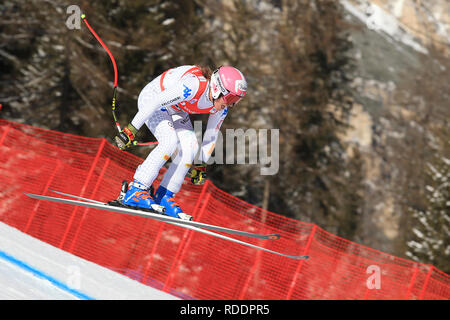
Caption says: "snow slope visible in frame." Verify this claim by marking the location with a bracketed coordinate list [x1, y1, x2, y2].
[0, 222, 179, 300]
[341, 0, 428, 54]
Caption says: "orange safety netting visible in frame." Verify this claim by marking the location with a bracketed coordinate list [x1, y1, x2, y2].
[0, 119, 448, 300]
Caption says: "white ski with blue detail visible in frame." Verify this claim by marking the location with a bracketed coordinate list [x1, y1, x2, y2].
[24, 191, 309, 260]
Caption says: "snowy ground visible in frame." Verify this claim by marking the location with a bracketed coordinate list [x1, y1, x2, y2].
[0, 222, 179, 300]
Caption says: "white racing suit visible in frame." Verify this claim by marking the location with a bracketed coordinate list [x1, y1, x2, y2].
[130, 65, 227, 193]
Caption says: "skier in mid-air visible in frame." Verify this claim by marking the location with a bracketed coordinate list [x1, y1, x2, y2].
[114, 65, 247, 221]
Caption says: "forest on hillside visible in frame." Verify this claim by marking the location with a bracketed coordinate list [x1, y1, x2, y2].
[0, 0, 448, 273]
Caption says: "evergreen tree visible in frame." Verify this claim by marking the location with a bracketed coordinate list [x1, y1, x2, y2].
[200, 0, 363, 239]
[384, 44, 450, 263]
[269, 0, 363, 239]
[0, 1, 83, 132]
[199, 0, 281, 208]
[406, 153, 450, 273]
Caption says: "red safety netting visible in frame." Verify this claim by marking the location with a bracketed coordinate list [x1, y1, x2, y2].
[0, 119, 448, 299]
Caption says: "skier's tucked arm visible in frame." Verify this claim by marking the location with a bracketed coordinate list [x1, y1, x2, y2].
[200, 107, 228, 162]
[189, 108, 227, 185]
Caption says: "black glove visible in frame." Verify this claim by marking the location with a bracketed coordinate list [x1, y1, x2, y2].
[114, 124, 138, 150]
[189, 163, 207, 185]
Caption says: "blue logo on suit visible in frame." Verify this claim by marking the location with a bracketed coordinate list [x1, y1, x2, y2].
[183, 85, 192, 99]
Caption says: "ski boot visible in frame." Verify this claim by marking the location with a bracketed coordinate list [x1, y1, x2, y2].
[109, 180, 164, 214]
[154, 186, 193, 221]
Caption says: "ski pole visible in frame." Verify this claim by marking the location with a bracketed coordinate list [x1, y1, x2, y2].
[80, 13, 157, 146]
[81, 14, 121, 133]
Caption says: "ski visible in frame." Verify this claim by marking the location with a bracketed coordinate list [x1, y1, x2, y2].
[24, 193, 308, 260]
[49, 189, 105, 205]
[25, 192, 281, 241]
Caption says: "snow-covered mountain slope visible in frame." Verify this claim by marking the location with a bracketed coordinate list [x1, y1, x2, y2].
[342, 0, 428, 54]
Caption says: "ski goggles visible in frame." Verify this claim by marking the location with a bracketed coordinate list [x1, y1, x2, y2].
[212, 69, 243, 105]
[222, 92, 242, 105]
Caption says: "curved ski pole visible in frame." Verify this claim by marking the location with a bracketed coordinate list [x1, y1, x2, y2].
[81, 13, 157, 147]
[81, 14, 120, 132]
